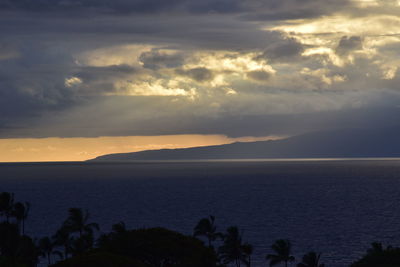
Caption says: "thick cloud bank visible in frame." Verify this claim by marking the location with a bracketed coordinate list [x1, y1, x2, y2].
[1, 0, 400, 138]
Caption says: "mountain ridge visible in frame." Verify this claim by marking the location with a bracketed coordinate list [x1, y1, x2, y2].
[89, 126, 400, 161]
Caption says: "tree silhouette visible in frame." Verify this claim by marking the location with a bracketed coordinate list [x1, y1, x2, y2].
[367, 242, 384, 254]
[266, 239, 295, 267]
[218, 226, 253, 267]
[13, 201, 30, 235]
[69, 232, 96, 256]
[0, 221, 20, 258]
[297, 252, 324, 267]
[63, 208, 99, 238]
[38, 237, 62, 265]
[53, 226, 73, 260]
[112, 221, 127, 234]
[193, 215, 222, 248]
[350, 242, 400, 266]
[97, 227, 217, 267]
[242, 242, 253, 267]
[0, 192, 14, 222]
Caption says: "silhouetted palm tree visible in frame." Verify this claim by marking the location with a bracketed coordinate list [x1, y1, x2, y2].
[242, 242, 253, 267]
[63, 208, 99, 238]
[266, 239, 295, 267]
[193, 215, 222, 248]
[0, 192, 14, 222]
[218, 226, 253, 267]
[53, 226, 73, 259]
[38, 237, 62, 265]
[13, 201, 30, 235]
[297, 252, 325, 267]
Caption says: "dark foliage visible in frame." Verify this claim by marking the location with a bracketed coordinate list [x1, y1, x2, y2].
[0, 192, 14, 222]
[50, 251, 147, 267]
[97, 227, 218, 267]
[52, 227, 73, 260]
[37, 237, 62, 265]
[0, 222, 37, 267]
[351, 242, 400, 267]
[193, 215, 223, 248]
[266, 239, 295, 267]
[12, 202, 30, 235]
[218, 226, 252, 267]
[62, 208, 99, 238]
[297, 251, 324, 267]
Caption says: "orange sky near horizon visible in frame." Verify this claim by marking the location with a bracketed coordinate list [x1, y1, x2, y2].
[0, 135, 284, 162]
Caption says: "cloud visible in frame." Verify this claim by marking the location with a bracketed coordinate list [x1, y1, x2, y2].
[336, 36, 363, 55]
[0, 0, 185, 14]
[0, 0, 400, 140]
[241, 0, 351, 20]
[258, 36, 305, 63]
[139, 49, 185, 70]
[64, 76, 82, 88]
[175, 67, 215, 82]
[246, 70, 271, 82]
[0, 0, 349, 17]
[0, 43, 19, 60]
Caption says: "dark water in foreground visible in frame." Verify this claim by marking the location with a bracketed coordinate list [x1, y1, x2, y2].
[1, 159, 400, 266]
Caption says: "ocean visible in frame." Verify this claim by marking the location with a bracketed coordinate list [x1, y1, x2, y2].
[1, 159, 400, 266]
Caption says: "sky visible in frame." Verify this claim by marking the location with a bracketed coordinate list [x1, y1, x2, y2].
[1, 0, 400, 161]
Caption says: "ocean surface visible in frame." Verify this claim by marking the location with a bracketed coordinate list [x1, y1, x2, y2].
[1, 159, 400, 266]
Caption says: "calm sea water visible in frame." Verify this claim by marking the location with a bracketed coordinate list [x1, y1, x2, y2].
[1, 159, 400, 266]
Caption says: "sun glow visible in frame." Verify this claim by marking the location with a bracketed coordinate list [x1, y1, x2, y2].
[0, 135, 285, 162]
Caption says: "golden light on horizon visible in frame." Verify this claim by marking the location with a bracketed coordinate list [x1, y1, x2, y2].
[0, 135, 285, 162]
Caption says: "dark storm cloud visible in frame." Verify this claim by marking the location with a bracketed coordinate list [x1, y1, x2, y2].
[0, 0, 243, 15]
[185, 0, 242, 14]
[0, 7, 274, 134]
[0, 12, 277, 51]
[0, 39, 84, 129]
[0, 49, 74, 108]
[0, 0, 350, 18]
[0, 0, 399, 140]
[0, 0, 184, 14]
[3, 94, 400, 139]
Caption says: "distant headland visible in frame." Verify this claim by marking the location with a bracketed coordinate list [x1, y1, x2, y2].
[90, 126, 400, 161]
